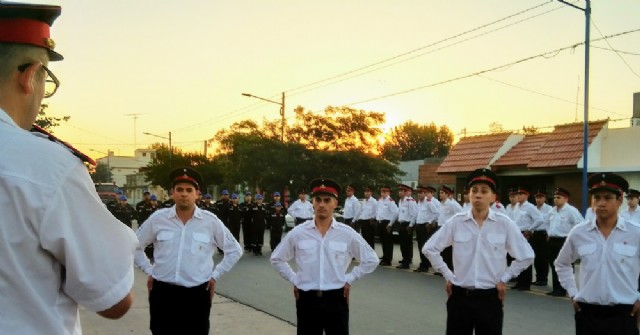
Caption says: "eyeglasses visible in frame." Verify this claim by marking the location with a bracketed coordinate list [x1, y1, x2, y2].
[17, 63, 60, 98]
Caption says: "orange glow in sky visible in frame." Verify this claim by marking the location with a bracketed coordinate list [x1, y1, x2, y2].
[21, 0, 640, 159]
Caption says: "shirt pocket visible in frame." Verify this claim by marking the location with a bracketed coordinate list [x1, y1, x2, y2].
[191, 232, 213, 256]
[577, 243, 598, 270]
[486, 233, 506, 258]
[297, 239, 318, 264]
[155, 231, 175, 259]
[328, 241, 348, 264]
[613, 243, 637, 270]
[453, 230, 473, 257]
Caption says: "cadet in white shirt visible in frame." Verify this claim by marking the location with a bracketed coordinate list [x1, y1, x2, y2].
[412, 185, 441, 272]
[546, 187, 584, 297]
[554, 173, 640, 335]
[135, 168, 242, 335]
[504, 189, 520, 221]
[343, 184, 362, 231]
[424, 168, 534, 335]
[289, 189, 314, 226]
[621, 188, 640, 224]
[376, 185, 399, 266]
[271, 178, 378, 335]
[438, 185, 462, 272]
[397, 184, 419, 269]
[357, 186, 378, 249]
[0, 4, 137, 334]
[531, 190, 553, 286]
[512, 186, 544, 291]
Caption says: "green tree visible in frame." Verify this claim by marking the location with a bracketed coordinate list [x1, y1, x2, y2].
[90, 162, 111, 183]
[382, 121, 454, 160]
[35, 104, 70, 132]
[142, 143, 224, 189]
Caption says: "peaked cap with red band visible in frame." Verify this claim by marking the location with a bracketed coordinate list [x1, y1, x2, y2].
[516, 186, 530, 195]
[628, 188, 640, 198]
[466, 168, 498, 193]
[170, 167, 203, 190]
[417, 185, 436, 193]
[553, 187, 571, 198]
[0, 2, 63, 61]
[440, 185, 454, 195]
[587, 172, 628, 196]
[309, 178, 341, 199]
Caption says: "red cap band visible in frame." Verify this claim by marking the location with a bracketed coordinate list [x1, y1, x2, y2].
[174, 175, 199, 189]
[0, 18, 53, 50]
[312, 186, 338, 196]
[469, 176, 496, 187]
[591, 182, 623, 194]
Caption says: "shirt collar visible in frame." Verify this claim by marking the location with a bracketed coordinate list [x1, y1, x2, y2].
[0, 108, 19, 129]
[586, 215, 627, 231]
[304, 218, 339, 230]
[166, 205, 202, 220]
[463, 207, 497, 222]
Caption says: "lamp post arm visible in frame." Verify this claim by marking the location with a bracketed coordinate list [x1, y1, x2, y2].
[241, 93, 282, 106]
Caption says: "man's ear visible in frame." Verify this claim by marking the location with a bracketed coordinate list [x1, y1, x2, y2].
[17, 63, 40, 95]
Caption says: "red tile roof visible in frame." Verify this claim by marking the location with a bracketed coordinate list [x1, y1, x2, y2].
[527, 120, 607, 168]
[492, 134, 549, 168]
[437, 133, 513, 174]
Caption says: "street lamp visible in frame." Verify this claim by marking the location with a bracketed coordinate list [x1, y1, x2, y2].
[242, 92, 286, 142]
[90, 149, 111, 182]
[557, 0, 591, 215]
[143, 131, 172, 168]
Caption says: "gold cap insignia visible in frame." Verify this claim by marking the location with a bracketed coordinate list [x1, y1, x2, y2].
[44, 38, 56, 50]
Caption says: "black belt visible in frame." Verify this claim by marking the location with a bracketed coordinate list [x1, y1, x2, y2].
[578, 302, 633, 316]
[299, 288, 344, 298]
[549, 236, 566, 239]
[399, 221, 410, 224]
[451, 285, 498, 298]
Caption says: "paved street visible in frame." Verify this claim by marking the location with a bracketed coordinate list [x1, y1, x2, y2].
[82, 229, 576, 334]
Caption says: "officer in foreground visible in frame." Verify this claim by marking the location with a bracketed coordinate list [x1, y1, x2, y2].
[0, 3, 137, 332]
[554, 173, 640, 335]
[134, 167, 242, 335]
[424, 169, 534, 335]
[271, 178, 379, 335]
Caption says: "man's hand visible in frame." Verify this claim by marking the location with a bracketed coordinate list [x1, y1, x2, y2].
[407, 226, 413, 233]
[572, 299, 582, 313]
[343, 283, 351, 304]
[523, 231, 531, 240]
[147, 276, 154, 292]
[386, 224, 392, 233]
[293, 286, 299, 300]
[207, 279, 216, 300]
[445, 281, 452, 298]
[496, 281, 506, 303]
[630, 300, 640, 325]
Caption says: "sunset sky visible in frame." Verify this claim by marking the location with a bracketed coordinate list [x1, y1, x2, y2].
[22, 0, 640, 159]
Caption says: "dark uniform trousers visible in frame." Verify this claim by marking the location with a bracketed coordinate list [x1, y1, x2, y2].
[515, 232, 533, 288]
[530, 230, 549, 283]
[297, 288, 349, 335]
[149, 280, 211, 335]
[358, 219, 376, 249]
[377, 220, 393, 263]
[398, 221, 413, 264]
[547, 236, 567, 292]
[415, 223, 438, 269]
[269, 214, 285, 251]
[295, 217, 311, 226]
[575, 303, 638, 335]
[447, 285, 503, 335]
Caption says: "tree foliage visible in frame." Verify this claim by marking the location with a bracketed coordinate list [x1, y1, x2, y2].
[381, 121, 454, 161]
[35, 104, 70, 132]
[90, 162, 110, 183]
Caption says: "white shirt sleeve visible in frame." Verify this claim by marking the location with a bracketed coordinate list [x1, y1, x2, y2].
[211, 221, 242, 281]
[270, 230, 299, 286]
[345, 233, 379, 284]
[423, 226, 455, 281]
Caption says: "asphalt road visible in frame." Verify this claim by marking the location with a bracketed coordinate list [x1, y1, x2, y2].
[215, 231, 575, 335]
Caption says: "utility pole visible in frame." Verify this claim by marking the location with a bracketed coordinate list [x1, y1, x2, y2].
[242, 92, 286, 142]
[125, 113, 145, 151]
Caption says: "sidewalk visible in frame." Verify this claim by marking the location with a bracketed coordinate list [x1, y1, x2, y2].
[80, 268, 295, 335]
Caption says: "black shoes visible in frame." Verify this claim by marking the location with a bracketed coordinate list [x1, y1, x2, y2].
[413, 267, 429, 273]
[511, 284, 530, 291]
[546, 290, 567, 297]
[396, 264, 410, 269]
[532, 281, 548, 286]
[379, 260, 392, 266]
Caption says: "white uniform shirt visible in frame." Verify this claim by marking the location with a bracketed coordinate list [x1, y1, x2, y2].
[288, 199, 314, 220]
[621, 207, 640, 224]
[491, 201, 507, 214]
[554, 216, 640, 305]
[0, 109, 137, 335]
[423, 209, 534, 289]
[515, 201, 544, 231]
[438, 198, 463, 227]
[505, 203, 520, 221]
[270, 219, 379, 290]
[398, 196, 418, 224]
[532, 203, 553, 231]
[547, 203, 584, 237]
[376, 195, 399, 222]
[414, 197, 441, 226]
[462, 202, 471, 211]
[357, 197, 378, 220]
[135, 207, 242, 285]
[343, 195, 361, 221]
[584, 207, 596, 222]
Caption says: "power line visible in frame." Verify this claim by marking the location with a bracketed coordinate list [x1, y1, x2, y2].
[591, 19, 640, 78]
[343, 28, 640, 106]
[590, 45, 640, 56]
